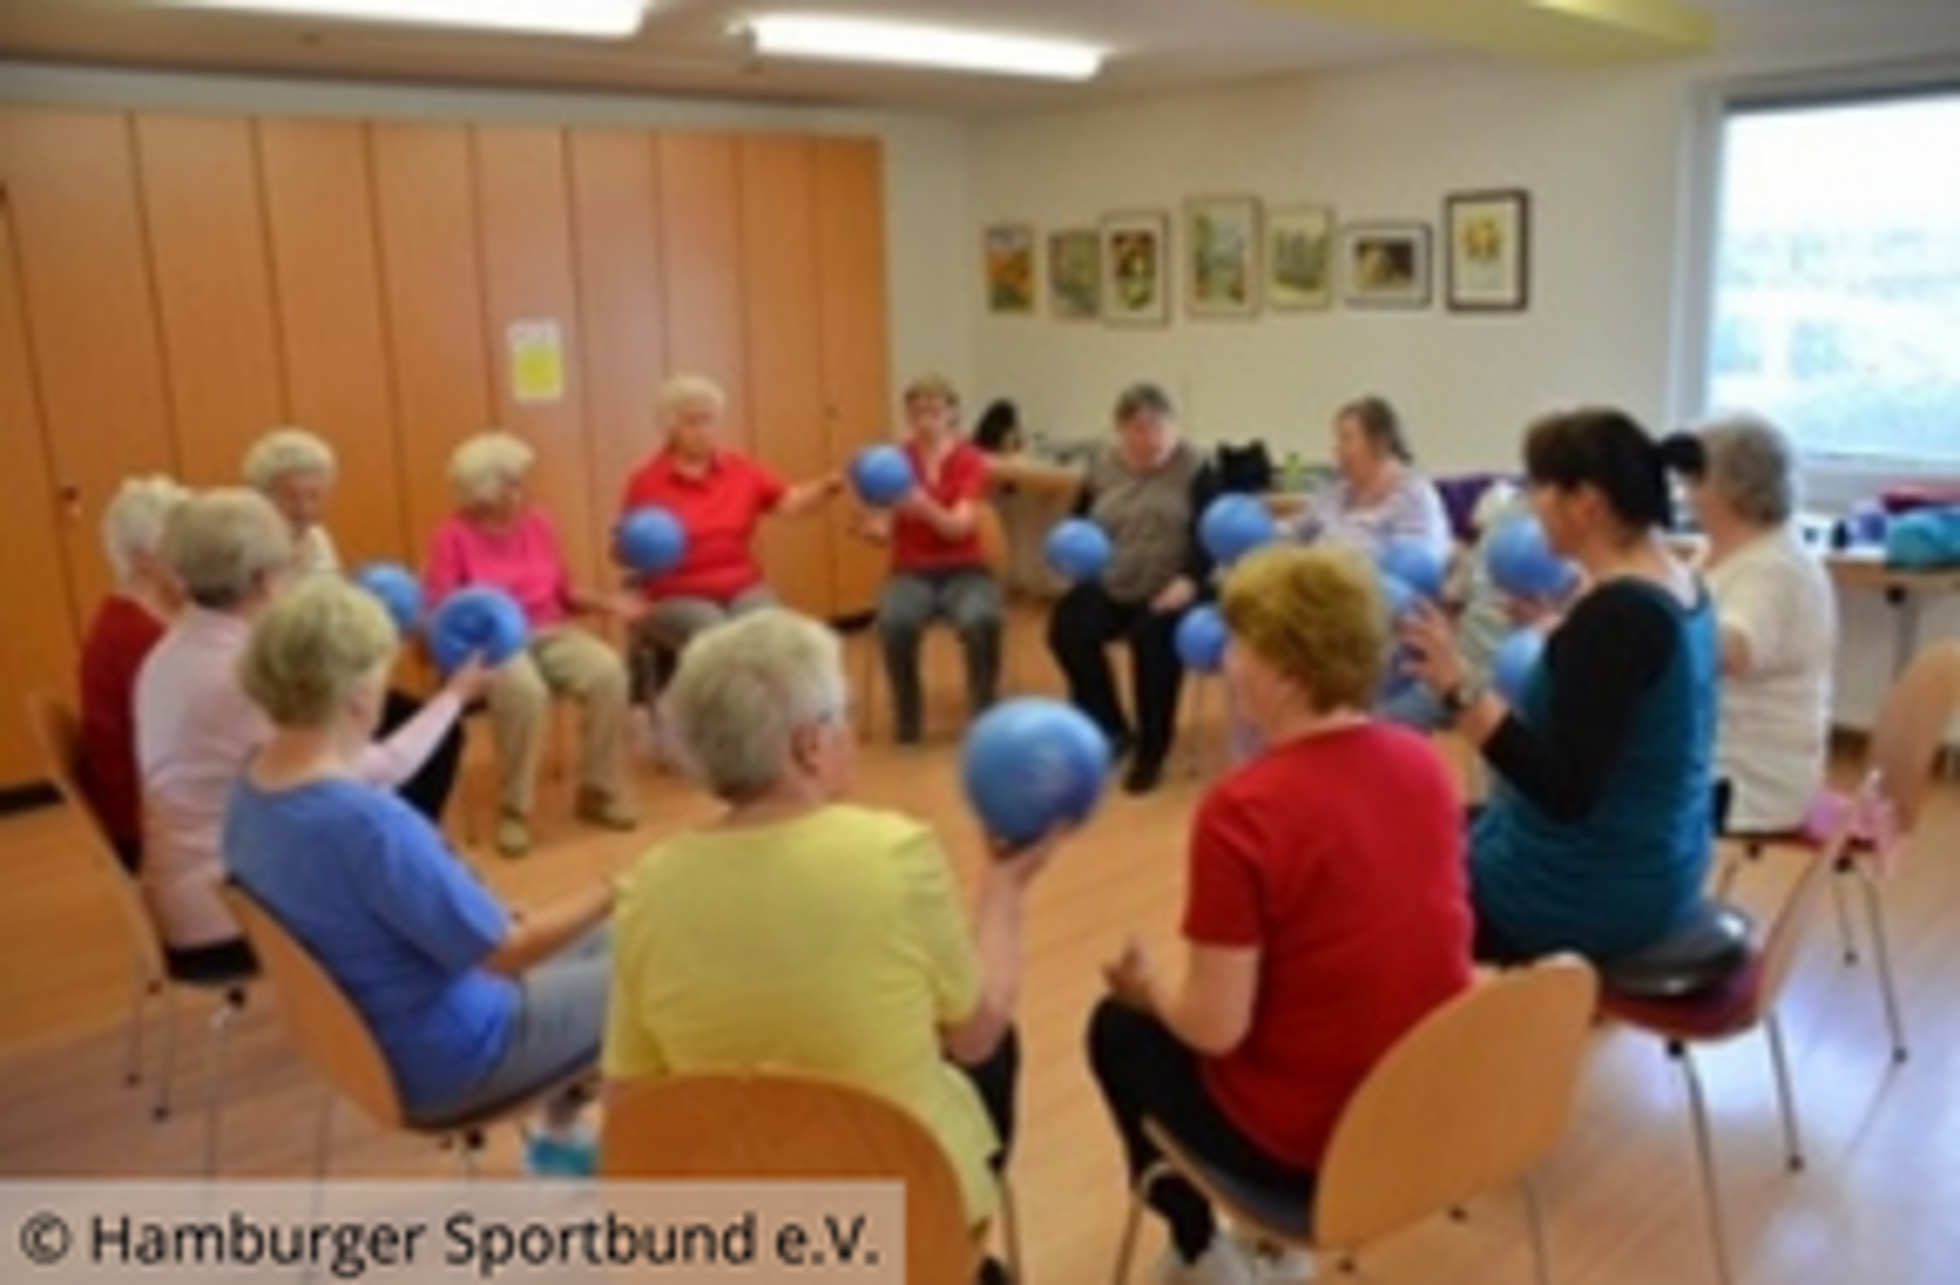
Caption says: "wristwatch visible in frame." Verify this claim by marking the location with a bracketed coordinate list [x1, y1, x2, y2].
[1440, 677, 1488, 720]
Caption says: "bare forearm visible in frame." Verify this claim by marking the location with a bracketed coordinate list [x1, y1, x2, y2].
[484, 883, 612, 977]
[945, 871, 1025, 1064]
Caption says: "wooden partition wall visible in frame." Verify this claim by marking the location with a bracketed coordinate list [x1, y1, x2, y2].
[0, 106, 893, 788]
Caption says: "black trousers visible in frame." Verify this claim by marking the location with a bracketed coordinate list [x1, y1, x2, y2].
[379, 688, 465, 826]
[1086, 1000, 1316, 1263]
[955, 1025, 1021, 1170]
[1046, 583, 1186, 771]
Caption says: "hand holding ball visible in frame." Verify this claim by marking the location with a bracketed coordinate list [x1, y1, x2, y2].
[1045, 519, 1111, 583]
[1491, 628, 1546, 705]
[962, 698, 1110, 848]
[849, 446, 915, 508]
[354, 562, 423, 636]
[428, 586, 529, 674]
[616, 506, 688, 575]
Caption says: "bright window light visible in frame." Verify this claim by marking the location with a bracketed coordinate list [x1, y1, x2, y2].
[156, 0, 650, 39]
[747, 15, 1104, 82]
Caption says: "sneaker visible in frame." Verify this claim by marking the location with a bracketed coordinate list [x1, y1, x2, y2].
[1149, 1235, 1259, 1285]
[1226, 1228, 1317, 1283]
[575, 788, 638, 832]
[1123, 758, 1165, 796]
[522, 1128, 596, 1179]
[495, 812, 532, 859]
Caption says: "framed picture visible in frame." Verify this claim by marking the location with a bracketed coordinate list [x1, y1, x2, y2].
[1047, 228, 1101, 321]
[1444, 189, 1530, 312]
[1184, 196, 1260, 318]
[1339, 222, 1432, 309]
[1100, 211, 1170, 326]
[1266, 205, 1334, 311]
[982, 223, 1037, 315]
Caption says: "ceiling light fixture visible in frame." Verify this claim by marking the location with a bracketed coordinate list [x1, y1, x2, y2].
[745, 15, 1104, 82]
[156, 0, 651, 40]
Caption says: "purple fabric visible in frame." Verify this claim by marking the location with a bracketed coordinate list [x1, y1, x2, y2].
[1434, 472, 1515, 544]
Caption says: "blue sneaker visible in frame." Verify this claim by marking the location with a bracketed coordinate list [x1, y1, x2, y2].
[523, 1129, 597, 1178]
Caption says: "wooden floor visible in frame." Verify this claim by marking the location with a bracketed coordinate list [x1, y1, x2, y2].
[3, 608, 1957, 1285]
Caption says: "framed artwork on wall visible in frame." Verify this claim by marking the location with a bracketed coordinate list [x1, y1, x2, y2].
[1444, 189, 1530, 312]
[1184, 196, 1261, 318]
[982, 223, 1037, 314]
[1100, 211, 1170, 326]
[1265, 204, 1334, 312]
[1339, 221, 1432, 309]
[1047, 228, 1101, 321]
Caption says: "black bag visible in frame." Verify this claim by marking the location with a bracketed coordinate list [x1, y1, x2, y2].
[1213, 440, 1274, 494]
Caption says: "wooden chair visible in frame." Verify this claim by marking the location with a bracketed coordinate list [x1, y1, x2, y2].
[603, 1070, 1010, 1285]
[1111, 956, 1599, 1285]
[23, 690, 251, 1173]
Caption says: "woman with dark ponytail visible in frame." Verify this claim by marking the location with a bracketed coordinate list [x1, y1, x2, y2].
[1402, 407, 1719, 964]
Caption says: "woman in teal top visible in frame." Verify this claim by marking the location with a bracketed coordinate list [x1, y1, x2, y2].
[1404, 408, 1718, 962]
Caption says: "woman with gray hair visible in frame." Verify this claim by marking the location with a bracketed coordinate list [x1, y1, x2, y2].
[604, 609, 1061, 1273]
[226, 576, 610, 1176]
[78, 475, 191, 870]
[425, 430, 638, 858]
[1679, 414, 1836, 833]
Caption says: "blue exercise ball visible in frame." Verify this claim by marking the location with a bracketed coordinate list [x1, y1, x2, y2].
[616, 505, 689, 575]
[428, 586, 529, 674]
[1377, 537, 1448, 602]
[1491, 628, 1546, 705]
[1045, 519, 1111, 582]
[1485, 514, 1578, 601]
[1174, 604, 1228, 674]
[353, 561, 422, 636]
[961, 698, 1111, 847]
[849, 445, 915, 507]
[1198, 494, 1277, 567]
[1378, 572, 1419, 625]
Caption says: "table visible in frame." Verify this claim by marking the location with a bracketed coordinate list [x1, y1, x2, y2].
[1824, 549, 1960, 676]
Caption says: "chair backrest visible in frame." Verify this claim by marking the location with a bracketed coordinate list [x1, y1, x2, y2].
[1313, 956, 1598, 1250]
[601, 1071, 975, 1280]
[23, 690, 167, 981]
[1865, 639, 1960, 834]
[217, 883, 404, 1128]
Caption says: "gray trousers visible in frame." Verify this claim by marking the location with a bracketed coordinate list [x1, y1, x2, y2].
[629, 587, 779, 703]
[876, 568, 1003, 741]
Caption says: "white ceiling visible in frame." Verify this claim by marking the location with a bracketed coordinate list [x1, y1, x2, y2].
[0, 0, 1945, 114]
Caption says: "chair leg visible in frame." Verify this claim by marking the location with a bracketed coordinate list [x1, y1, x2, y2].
[1762, 1014, 1805, 1172]
[997, 1176, 1028, 1285]
[1671, 1043, 1734, 1285]
[200, 991, 245, 1178]
[1829, 869, 1859, 965]
[1522, 1171, 1552, 1285]
[126, 972, 158, 1089]
[1857, 878, 1909, 1063]
[1111, 1160, 1172, 1285]
[154, 985, 181, 1121]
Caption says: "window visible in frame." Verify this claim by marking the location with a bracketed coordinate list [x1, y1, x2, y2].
[1702, 86, 1960, 468]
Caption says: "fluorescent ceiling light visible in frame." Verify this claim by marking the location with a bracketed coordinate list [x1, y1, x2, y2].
[747, 15, 1104, 82]
[156, 0, 650, 39]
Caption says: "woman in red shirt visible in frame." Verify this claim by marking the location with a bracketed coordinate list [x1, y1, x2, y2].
[1090, 545, 1473, 1284]
[617, 374, 839, 699]
[78, 475, 190, 870]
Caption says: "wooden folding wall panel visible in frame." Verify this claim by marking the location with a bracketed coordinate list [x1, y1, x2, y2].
[655, 134, 750, 452]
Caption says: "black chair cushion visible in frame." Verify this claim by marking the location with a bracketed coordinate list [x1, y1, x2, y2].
[1598, 900, 1754, 999]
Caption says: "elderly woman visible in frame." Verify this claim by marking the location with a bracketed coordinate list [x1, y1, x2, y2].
[78, 475, 190, 871]
[1045, 382, 1220, 795]
[244, 425, 463, 823]
[1681, 415, 1835, 833]
[857, 375, 1004, 746]
[425, 431, 637, 858]
[605, 609, 1057, 1272]
[1091, 545, 1472, 1284]
[225, 577, 610, 1175]
[1403, 408, 1718, 964]
[1287, 396, 1451, 557]
[617, 373, 840, 693]
[137, 490, 476, 978]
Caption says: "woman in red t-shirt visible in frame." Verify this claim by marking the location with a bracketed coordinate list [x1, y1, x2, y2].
[77, 475, 191, 871]
[617, 374, 840, 699]
[1089, 545, 1474, 1284]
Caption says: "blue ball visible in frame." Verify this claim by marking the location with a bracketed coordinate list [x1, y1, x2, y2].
[1378, 572, 1419, 625]
[1045, 519, 1111, 582]
[1377, 537, 1448, 601]
[616, 505, 689, 575]
[849, 445, 915, 507]
[961, 698, 1111, 847]
[353, 562, 422, 636]
[428, 586, 530, 674]
[1174, 604, 1228, 673]
[1198, 494, 1277, 567]
[1485, 514, 1578, 601]
[1491, 628, 1546, 705]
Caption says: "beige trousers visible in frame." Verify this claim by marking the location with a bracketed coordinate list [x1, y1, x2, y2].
[487, 624, 630, 816]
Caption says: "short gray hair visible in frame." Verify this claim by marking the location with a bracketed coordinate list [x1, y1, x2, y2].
[243, 427, 337, 492]
[240, 576, 396, 729]
[657, 373, 727, 426]
[1114, 381, 1174, 424]
[448, 431, 535, 510]
[1698, 413, 1798, 527]
[160, 488, 295, 610]
[659, 609, 847, 803]
[101, 475, 191, 584]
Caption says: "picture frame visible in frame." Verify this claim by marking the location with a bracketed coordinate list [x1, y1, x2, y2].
[982, 223, 1037, 315]
[1047, 228, 1101, 321]
[1100, 211, 1170, 327]
[1339, 222, 1432, 309]
[1265, 204, 1335, 312]
[1184, 196, 1261, 318]
[1444, 189, 1530, 312]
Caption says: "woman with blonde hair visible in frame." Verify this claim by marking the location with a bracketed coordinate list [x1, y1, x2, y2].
[1091, 545, 1472, 1285]
[425, 430, 637, 858]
